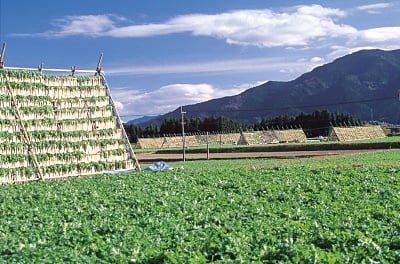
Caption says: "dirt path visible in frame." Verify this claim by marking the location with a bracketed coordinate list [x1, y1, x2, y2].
[136, 149, 386, 163]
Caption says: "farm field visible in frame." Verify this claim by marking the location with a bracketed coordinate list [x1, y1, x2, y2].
[133, 134, 400, 153]
[1, 150, 400, 263]
[136, 135, 400, 165]
[137, 149, 388, 165]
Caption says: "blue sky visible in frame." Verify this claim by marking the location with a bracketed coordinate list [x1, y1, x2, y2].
[1, 1, 400, 121]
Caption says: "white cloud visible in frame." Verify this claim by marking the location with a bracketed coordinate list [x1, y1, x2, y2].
[159, 5, 353, 47]
[12, 15, 123, 38]
[110, 83, 246, 120]
[327, 44, 400, 60]
[14, 4, 400, 56]
[106, 56, 314, 77]
[310, 56, 324, 63]
[356, 3, 392, 14]
[285, 56, 326, 73]
[359, 27, 400, 43]
[113, 100, 124, 111]
[328, 26, 400, 58]
[108, 23, 184, 37]
[51, 15, 118, 37]
[18, 5, 356, 48]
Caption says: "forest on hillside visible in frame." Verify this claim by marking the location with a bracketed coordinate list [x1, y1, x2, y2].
[124, 110, 362, 142]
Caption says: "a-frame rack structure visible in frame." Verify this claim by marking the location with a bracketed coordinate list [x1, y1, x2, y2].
[0, 43, 140, 184]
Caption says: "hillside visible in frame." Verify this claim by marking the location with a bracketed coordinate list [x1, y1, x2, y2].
[138, 49, 400, 126]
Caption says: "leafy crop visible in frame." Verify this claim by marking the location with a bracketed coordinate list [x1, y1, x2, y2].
[1, 152, 399, 263]
[0, 69, 135, 182]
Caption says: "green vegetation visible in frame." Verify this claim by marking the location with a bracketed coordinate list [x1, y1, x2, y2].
[0, 69, 102, 83]
[168, 149, 400, 171]
[131, 135, 400, 155]
[1, 150, 399, 263]
[124, 110, 363, 141]
[0, 69, 135, 182]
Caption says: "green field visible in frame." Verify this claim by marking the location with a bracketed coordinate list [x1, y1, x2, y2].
[1, 150, 400, 263]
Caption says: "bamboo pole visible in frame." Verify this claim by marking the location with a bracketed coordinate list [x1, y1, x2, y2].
[100, 73, 140, 170]
[6, 83, 44, 181]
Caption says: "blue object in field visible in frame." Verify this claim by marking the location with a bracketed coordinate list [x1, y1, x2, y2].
[144, 161, 173, 171]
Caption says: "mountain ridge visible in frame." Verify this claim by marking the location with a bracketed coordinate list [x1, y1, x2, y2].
[135, 49, 400, 126]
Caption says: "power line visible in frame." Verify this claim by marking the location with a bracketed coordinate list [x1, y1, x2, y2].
[119, 96, 397, 118]
[186, 96, 396, 114]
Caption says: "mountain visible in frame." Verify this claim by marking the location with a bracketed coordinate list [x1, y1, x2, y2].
[126, 115, 159, 125]
[140, 49, 400, 126]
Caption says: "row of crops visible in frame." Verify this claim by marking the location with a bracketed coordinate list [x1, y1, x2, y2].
[0, 69, 137, 183]
[0, 83, 107, 98]
[0, 70, 104, 86]
[0, 95, 111, 108]
[1, 151, 399, 262]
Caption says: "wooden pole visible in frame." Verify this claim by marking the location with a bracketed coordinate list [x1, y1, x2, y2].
[96, 53, 103, 75]
[100, 73, 140, 170]
[0, 42, 6, 68]
[6, 83, 44, 180]
[181, 106, 186, 163]
[206, 131, 210, 160]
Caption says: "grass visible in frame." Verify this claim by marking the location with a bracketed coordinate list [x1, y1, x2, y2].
[164, 149, 400, 171]
[1, 149, 400, 263]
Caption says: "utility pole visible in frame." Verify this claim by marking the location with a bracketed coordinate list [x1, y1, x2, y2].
[206, 131, 210, 160]
[181, 106, 186, 163]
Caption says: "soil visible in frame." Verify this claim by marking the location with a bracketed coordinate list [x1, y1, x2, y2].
[136, 148, 389, 163]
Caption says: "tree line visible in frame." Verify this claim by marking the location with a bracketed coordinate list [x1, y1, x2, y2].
[123, 110, 361, 142]
[253, 110, 361, 137]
